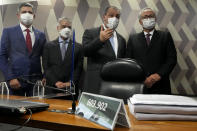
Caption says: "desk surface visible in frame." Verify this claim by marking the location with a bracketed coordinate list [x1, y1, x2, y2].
[1, 95, 197, 131]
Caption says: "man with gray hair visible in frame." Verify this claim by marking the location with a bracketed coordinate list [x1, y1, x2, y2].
[0, 3, 46, 96]
[42, 17, 83, 100]
[126, 7, 177, 94]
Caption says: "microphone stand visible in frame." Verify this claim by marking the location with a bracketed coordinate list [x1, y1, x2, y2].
[66, 29, 76, 114]
[19, 78, 76, 114]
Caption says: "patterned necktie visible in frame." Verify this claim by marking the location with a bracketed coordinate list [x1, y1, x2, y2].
[146, 33, 151, 45]
[25, 29, 32, 53]
[61, 41, 67, 60]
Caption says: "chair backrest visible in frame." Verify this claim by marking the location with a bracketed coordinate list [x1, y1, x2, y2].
[99, 58, 145, 104]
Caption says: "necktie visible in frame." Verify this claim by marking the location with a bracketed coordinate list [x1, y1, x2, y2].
[146, 33, 151, 45]
[61, 41, 67, 60]
[25, 29, 32, 53]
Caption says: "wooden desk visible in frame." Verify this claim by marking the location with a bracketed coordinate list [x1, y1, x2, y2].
[1, 96, 197, 131]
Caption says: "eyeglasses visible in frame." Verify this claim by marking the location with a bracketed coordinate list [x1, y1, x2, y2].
[141, 14, 155, 19]
[60, 25, 71, 29]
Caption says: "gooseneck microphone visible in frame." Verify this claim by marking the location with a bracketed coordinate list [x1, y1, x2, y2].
[18, 76, 76, 114]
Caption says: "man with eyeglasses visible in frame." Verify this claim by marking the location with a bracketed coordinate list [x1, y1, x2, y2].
[42, 17, 83, 100]
[0, 3, 46, 96]
[126, 7, 177, 94]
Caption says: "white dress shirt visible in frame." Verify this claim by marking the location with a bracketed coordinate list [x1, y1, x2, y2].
[20, 23, 35, 47]
[103, 24, 118, 58]
[144, 29, 154, 41]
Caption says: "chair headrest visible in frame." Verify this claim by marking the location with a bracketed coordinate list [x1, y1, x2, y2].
[100, 58, 145, 82]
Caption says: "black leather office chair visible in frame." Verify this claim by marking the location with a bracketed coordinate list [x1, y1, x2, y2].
[99, 58, 145, 104]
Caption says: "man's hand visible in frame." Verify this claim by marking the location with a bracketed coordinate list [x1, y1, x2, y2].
[9, 79, 21, 89]
[144, 73, 161, 88]
[42, 78, 46, 86]
[55, 81, 64, 88]
[55, 81, 71, 88]
[62, 82, 71, 87]
[99, 25, 113, 42]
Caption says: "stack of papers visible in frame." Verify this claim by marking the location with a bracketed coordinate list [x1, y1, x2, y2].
[128, 94, 197, 120]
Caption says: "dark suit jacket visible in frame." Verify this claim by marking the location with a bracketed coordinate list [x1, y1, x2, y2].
[82, 26, 126, 94]
[0, 25, 46, 95]
[42, 38, 83, 96]
[126, 30, 177, 94]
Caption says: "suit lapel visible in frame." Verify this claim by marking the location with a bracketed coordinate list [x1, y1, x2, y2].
[139, 31, 148, 47]
[16, 25, 28, 52]
[116, 32, 123, 58]
[53, 39, 63, 62]
[31, 27, 39, 55]
[98, 26, 116, 59]
[148, 30, 159, 50]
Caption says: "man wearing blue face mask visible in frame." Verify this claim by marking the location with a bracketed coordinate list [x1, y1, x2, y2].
[42, 17, 83, 100]
[82, 6, 126, 94]
[0, 3, 46, 96]
[126, 7, 177, 94]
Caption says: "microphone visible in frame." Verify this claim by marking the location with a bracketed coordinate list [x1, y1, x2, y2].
[18, 77, 76, 114]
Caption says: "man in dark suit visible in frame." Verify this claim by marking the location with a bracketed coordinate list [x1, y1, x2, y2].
[0, 3, 46, 96]
[82, 6, 126, 94]
[42, 17, 83, 100]
[126, 7, 177, 94]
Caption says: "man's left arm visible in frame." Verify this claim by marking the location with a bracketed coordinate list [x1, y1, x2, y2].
[145, 32, 177, 88]
[73, 44, 84, 87]
[0, 28, 15, 80]
[157, 31, 177, 78]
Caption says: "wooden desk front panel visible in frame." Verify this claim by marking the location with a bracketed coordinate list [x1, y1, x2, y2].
[1, 96, 197, 131]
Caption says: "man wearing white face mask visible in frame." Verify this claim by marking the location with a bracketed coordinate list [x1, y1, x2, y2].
[0, 3, 46, 96]
[82, 6, 126, 94]
[126, 7, 177, 94]
[42, 17, 83, 100]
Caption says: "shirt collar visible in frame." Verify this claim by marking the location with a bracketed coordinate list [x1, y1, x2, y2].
[20, 23, 33, 32]
[144, 29, 154, 36]
[58, 36, 70, 44]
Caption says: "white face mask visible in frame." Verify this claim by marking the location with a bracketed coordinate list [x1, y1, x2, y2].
[142, 18, 156, 29]
[106, 17, 119, 30]
[20, 13, 34, 26]
[59, 27, 72, 39]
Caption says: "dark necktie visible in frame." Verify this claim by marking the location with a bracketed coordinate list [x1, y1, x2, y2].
[25, 29, 32, 53]
[146, 33, 151, 45]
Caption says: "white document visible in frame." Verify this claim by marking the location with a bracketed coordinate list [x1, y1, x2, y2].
[128, 100, 197, 121]
[130, 94, 197, 106]
[132, 104, 197, 115]
[132, 112, 197, 121]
